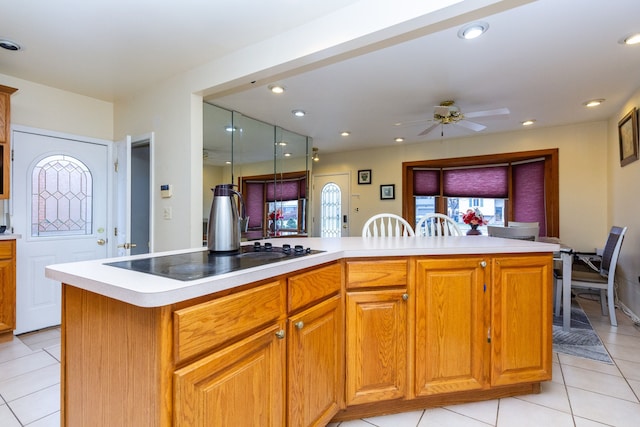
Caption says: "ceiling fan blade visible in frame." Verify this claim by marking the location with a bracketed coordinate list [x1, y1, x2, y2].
[464, 107, 510, 119]
[418, 123, 439, 136]
[456, 120, 486, 132]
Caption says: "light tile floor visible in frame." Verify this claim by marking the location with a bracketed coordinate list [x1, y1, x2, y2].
[1, 297, 639, 426]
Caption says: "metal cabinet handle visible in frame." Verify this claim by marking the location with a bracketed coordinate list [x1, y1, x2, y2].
[275, 330, 285, 339]
[294, 321, 304, 329]
[480, 260, 487, 268]
[402, 293, 409, 301]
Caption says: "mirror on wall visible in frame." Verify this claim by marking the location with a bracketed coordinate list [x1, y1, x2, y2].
[203, 102, 310, 239]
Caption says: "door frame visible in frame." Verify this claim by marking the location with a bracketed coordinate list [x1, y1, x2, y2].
[113, 132, 155, 257]
[311, 172, 351, 237]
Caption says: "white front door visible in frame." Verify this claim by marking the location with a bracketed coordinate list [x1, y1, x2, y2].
[312, 173, 350, 237]
[12, 127, 110, 334]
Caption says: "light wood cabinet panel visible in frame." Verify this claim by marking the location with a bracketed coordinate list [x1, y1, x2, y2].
[173, 280, 284, 363]
[414, 257, 488, 396]
[288, 263, 341, 312]
[0, 240, 16, 334]
[0, 85, 17, 199]
[345, 288, 408, 405]
[288, 295, 343, 427]
[174, 322, 286, 427]
[491, 255, 552, 386]
[346, 259, 408, 289]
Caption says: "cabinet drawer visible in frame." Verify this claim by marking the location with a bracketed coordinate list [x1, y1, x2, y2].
[174, 280, 285, 363]
[346, 259, 407, 289]
[0, 240, 15, 259]
[288, 263, 341, 312]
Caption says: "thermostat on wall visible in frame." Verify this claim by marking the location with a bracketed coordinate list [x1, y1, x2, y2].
[160, 184, 172, 198]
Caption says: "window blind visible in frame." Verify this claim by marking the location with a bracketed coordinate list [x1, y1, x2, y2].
[443, 166, 508, 198]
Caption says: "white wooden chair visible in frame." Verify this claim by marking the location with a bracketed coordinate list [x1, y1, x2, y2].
[362, 213, 415, 237]
[415, 213, 462, 237]
[554, 226, 627, 327]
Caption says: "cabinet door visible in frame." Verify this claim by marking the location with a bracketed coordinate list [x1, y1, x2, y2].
[414, 257, 487, 396]
[288, 295, 342, 427]
[345, 289, 408, 405]
[0, 241, 16, 333]
[491, 255, 553, 386]
[174, 322, 286, 427]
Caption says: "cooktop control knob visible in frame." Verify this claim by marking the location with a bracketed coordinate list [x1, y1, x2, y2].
[282, 244, 291, 254]
[294, 245, 304, 254]
[264, 242, 273, 251]
[253, 242, 261, 251]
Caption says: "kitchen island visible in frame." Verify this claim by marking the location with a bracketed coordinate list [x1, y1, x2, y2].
[46, 236, 559, 427]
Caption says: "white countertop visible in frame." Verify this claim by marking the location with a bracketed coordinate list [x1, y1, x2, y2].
[0, 233, 21, 240]
[45, 236, 559, 308]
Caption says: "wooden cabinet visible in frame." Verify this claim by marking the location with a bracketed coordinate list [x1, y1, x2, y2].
[174, 322, 286, 427]
[0, 240, 16, 334]
[414, 254, 552, 394]
[288, 295, 342, 427]
[490, 255, 553, 386]
[287, 263, 343, 427]
[345, 259, 409, 406]
[0, 85, 17, 199]
[414, 256, 487, 396]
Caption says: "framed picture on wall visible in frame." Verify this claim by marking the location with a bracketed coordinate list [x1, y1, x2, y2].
[358, 169, 372, 184]
[380, 184, 395, 200]
[618, 107, 638, 167]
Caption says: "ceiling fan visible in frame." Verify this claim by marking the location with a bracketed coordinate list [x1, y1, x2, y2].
[417, 101, 510, 136]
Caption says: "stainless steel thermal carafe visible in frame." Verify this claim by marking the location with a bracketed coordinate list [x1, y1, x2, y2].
[207, 184, 246, 252]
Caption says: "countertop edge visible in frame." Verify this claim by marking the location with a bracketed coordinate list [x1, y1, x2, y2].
[45, 236, 560, 307]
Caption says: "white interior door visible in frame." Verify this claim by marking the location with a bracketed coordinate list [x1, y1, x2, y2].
[12, 128, 110, 334]
[114, 134, 152, 257]
[312, 173, 350, 237]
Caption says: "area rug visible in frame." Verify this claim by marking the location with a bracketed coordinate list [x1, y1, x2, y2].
[553, 301, 613, 364]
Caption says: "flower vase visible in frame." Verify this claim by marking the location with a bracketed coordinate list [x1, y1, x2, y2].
[467, 225, 482, 236]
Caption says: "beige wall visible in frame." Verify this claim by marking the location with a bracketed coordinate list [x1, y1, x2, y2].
[312, 121, 608, 249]
[1, 73, 113, 140]
[608, 87, 640, 318]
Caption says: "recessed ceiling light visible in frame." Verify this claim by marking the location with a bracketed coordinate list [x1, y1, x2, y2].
[340, 131, 350, 136]
[268, 85, 285, 94]
[620, 33, 640, 45]
[394, 137, 405, 143]
[584, 99, 605, 108]
[284, 152, 291, 157]
[225, 161, 231, 165]
[457, 22, 489, 40]
[522, 120, 536, 126]
[0, 39, 21, 51]
[292, 109, 305, 117]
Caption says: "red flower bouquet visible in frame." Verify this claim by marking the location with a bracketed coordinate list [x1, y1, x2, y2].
[462, 208, 487, 227]
[268, 209, 283, 221]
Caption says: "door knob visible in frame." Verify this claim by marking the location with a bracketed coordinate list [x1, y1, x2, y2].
[97, 239, 106, 246]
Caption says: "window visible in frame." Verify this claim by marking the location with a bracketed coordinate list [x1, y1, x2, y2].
[320, 182, 341, 237]
[241, 171, 307, 235]
[31, 155, 93, 236]
[403, 149, 559, 237]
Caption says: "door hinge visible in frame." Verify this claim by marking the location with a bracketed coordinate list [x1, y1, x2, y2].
[114, 159, 119, 172]
[487, 326, 491, 343]
[11, 149, 14, 161]
[114, 227, 118, 237]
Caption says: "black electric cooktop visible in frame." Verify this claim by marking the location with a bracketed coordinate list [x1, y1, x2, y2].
[105, 242, 323, 281]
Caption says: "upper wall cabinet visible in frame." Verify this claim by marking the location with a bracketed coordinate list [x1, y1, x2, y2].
[0, 85, 18, 199]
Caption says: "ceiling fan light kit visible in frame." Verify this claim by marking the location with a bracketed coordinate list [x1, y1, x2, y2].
[418, 100, 509, 136]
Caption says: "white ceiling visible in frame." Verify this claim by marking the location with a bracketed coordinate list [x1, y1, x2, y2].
[2, 0, 640, 155]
